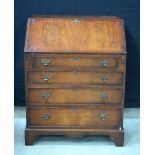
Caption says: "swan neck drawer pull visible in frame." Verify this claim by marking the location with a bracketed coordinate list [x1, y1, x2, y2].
[100, 93, 108, 101]
[41, 58, 50, 66]
[101, 75, 109, 82]
[100, 60, 108, 67]
[42, 93, 51, 100]
[42, 74, 50, 81]
[42, 113, 50, 120]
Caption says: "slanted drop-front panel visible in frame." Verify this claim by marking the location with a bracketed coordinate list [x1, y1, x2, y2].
[25, 17, 126, 53]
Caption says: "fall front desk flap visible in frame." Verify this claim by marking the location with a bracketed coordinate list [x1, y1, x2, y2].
[25, 16, 126, 54]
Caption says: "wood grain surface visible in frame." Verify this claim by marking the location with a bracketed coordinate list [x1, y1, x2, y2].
[25, 16, 126, 146]
[27, 88, 123, 105]
[27, 107, 122, 127]
[25, 16, 126, 53]
[27, 71, 123, 85]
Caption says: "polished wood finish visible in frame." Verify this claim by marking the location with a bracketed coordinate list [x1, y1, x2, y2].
[25, 54, 126, 71]
[33, 55, 120, 68]
[25, 16, 126, 146]
[28, 107, 122, 127]
[27, 71, 123, 85]
[27, 88, 123, 105]
[25, 16, 126, 53]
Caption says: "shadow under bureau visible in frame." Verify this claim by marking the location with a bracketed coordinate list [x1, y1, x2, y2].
[24, 16, 127, 146]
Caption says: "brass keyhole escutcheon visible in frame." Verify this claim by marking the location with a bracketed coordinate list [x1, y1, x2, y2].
[72, 87, 80, 91]
[72, 71, 80, 76]
[71, 57, 80, 62]
[100, 112, 107, 120]
[101, 75, 109, 82]
[72, 18, 80, 24]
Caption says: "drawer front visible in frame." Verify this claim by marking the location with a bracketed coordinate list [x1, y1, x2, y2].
[27, 107, 122, 128]
[33, 56, 119, 69]
[28, 88, 123, 105]
[27, 71, 123, 85]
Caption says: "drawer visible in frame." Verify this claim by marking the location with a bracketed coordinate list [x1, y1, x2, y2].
[27, 88, 123, 105]
[27, 107, 122, 128]
[27, 71, 123, 85]
[31, 55, 121, 69]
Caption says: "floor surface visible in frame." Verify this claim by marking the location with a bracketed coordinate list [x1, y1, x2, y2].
[14, 107, 140, 155]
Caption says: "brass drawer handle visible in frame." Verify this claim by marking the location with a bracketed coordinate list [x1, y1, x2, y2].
[101, 75, 109, 82]
[72, 57, 80, 62]
[42, 74, 51, 81]
[100, 93, 108, 101]
[100, 60, 108, 67]
[42, 113, 50, 120]
[41, 58, 50, 66]
[100, 112, 107, 120]
[42, 93, 51, 100]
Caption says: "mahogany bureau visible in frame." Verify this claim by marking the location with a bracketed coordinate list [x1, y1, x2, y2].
[24, 16, 127, 146]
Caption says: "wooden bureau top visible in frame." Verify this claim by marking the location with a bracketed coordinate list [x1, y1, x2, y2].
[25, 16, 126, 54]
